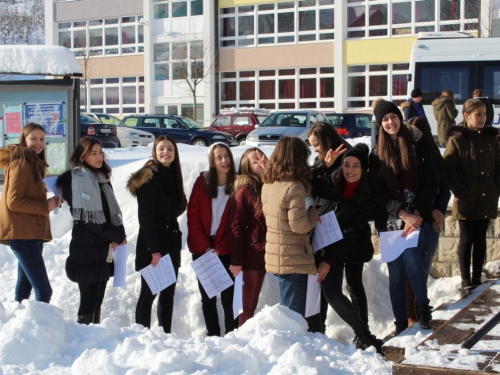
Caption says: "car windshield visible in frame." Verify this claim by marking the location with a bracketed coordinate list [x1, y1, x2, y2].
[180, 117, 203, 129]
[80, 114, 100, 123]
[259, 113, 307, 127]
[97, 114, 125, 127]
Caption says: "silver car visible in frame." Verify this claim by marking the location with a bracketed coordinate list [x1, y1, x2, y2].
[245, 110, 330, 146]
[84, 113, 155, 147]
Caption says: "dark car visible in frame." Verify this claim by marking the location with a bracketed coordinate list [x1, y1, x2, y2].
[79, 114, 120, 148]
[122, 114, 237, 147]
[207, 108, 269, 146]
[325, 113, 372, 138]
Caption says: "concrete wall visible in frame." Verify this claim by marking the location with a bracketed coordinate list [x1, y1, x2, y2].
[54, 0, 143, 22]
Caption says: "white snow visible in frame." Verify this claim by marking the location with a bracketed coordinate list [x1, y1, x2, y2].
[0, 138, 477, 374]
[0, 45, 82, 76]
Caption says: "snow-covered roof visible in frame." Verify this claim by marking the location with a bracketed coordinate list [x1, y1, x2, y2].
[0, 45, 82, 77]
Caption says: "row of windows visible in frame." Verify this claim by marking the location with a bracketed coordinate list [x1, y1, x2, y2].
[219, 64, 409, 110]
[153, 41, 204, 81]
[59, 16, 144, 56]
[154, 0, 203, 19]
[81, 77, 145, 114]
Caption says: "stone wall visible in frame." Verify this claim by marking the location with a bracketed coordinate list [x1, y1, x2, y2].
[371, 212, 500, 278]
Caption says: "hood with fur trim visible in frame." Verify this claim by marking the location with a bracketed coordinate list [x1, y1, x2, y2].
[400, 101, 411, 110]
[126, 161, 158, 197]
[432, 97, 451, 111]
[446, 124, 499, 140]
[0, 146, 47, 175]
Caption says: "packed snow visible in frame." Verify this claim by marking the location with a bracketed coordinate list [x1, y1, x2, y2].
[0, 45, 82, 76]
[0, 138, 482, 374]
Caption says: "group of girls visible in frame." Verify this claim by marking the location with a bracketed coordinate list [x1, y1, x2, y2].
[1, 97, 498, 350]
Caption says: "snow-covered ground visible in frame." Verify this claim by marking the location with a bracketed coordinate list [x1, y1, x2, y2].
[0, 138, 471, 374]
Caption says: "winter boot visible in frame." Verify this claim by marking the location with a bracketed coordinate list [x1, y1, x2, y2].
[355, 330, 384, 355]
[77, 314, 93, 325]
[471, 277, 482, 288]
[460, 280, 473, 298]
[93, 309, 101, 324]
[417, 302, 432, 330]
[394, 321, 408, 336]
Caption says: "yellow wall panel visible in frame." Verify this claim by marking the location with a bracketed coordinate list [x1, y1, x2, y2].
[344, 37, 417, 65]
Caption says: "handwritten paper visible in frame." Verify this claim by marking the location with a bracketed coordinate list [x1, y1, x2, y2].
[43, 176, 62, 214]
[312, 210, 343, 252]
[191, 251, 234, 299]
[139, 254, 177, 295]
[305, 274, 322, 318]
[46, 143, 67, 175]
[379, 230, 420, 263]
[112, 244, 127, 287]
[232, 272, 244, 319]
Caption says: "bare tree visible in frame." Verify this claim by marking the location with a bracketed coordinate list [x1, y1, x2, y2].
[0, 0, 44, 45]
[463, 0, 500, 37]
[74, 32, 102, 112]
[171, 38, 218, 121]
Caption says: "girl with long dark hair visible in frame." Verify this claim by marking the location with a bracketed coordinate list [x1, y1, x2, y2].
[57, 137, 126, 324]
[127, 135, 187, 333]
[0, 123, 60, 303]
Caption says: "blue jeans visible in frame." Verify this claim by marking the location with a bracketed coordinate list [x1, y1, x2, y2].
[387, 234, 429, 323]
[419, 221, 440, 276]
[9, 240, 52, 303]
[277, 273, 308, 317]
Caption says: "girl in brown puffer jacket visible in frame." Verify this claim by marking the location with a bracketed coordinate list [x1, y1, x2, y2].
[432, 89, 458, 147]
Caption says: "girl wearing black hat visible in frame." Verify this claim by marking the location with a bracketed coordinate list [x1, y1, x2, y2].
[311, 141, 382, 353]
[369, 100, 437, 335]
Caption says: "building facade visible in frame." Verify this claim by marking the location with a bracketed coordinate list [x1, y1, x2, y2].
[45, 0, 498, 122]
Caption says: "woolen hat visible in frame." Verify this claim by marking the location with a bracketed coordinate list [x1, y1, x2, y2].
[207, 142, 229, 165]
[373, 100, 404, 128]
[342, 143, 369, 171]
[411, 88, 423, 98]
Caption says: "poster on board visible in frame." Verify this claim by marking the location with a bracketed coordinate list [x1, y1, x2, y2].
[46, 143, 67, 175]
[24, 102, 65, 136]
[4, 105, 23, 134]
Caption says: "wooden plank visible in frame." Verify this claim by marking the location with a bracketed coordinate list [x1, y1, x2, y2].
[483, 353, 500, 373]
[393, 363, 486, 375]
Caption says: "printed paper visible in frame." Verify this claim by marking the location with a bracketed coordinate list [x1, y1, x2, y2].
[305, 274, 321, 318]
[191, 251, 234, 299]
[312, 210, 343, 252]
[139, 254, 177, 295]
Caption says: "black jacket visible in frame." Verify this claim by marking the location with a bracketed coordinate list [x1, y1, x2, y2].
[369, 128, 437, 231]
[57, 171, 126, 284]
[127, 162, 185, 271]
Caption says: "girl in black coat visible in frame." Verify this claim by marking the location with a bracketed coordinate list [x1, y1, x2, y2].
[127, 135, 187, 334]
[57, 137, 126, 325]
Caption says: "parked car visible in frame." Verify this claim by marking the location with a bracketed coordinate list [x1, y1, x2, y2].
[207, 108, 269, 146]
[325, 112, 372, 138]
[79, 114, 120, 148]
[84, 113, 155, 147]
[245, 110, 330, 146]
[121, 114, 237, 147]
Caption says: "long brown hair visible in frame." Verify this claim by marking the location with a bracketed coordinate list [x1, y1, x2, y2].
[69, 137, 112, 178]
[441, 89, 456, 106]
[236, 147, 265, 213]
[152, 135, 187, 208]
[406, 117, 445, 170]
[374, 117, 418, 177]
[19, 123, 47, 164]
[308, 122, 351, 161]
[332, 159, 370, 205]
[261, 136, 311, 192]
[462, 98, 486, 128]
[207, 143, 236, 198]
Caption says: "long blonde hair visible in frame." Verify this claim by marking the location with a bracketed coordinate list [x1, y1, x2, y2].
[441, 89, 456, 106]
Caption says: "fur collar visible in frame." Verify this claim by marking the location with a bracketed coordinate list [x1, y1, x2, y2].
[126, 160, 158, 196]
[446, 124, 499, 139]
[0, 146, 46, 171]
[400, 101, 410, 109]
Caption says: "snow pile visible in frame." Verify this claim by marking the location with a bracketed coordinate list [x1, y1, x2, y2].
[0, 138, 466, 373]
[0, 45, 82, 76]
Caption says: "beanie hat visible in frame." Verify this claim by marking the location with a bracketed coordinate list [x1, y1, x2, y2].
[207, 142, 229, 166]
[373, 100, 404, 128]
[342, 143, 369, 171]
[411, 88, 423, 98]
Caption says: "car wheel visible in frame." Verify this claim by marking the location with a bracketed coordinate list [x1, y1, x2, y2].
[192, 138, 208, 147]
[238, 137, 246, 146]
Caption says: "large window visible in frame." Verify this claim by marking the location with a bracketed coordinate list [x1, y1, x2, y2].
[220, 1, 335, 47]
[59, 16, 144, 57]
[153, 40, 204, 81]
[154, 0, 203, 19]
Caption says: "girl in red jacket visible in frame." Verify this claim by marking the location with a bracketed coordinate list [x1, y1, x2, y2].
[229, 147, 268, 326]
[187, 142, 237, 336]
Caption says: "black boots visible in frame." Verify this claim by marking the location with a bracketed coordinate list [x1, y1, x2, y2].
[417, 302, 432, 330]
[355, 330, 384, 355]
[460, 278, 482, 298]
[77, 314, 93, 325]
[93, 309, 101, 324]
[394, 321, 408, 335]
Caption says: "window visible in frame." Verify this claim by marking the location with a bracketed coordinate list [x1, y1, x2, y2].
[154, 43, 169, 62]
[155, 64, 168, 80]
[234, 116, 250, 126]
[392, 2, 411, 24]
[172, 2, 188, 18]
[441, 0, 460, 21]
[191, 0, 203, 16]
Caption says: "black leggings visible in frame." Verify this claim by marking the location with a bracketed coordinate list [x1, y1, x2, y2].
[458, 219, 490, 282]
[320, 262, 369, 334]
[78, 280, 107, 315]
[135, 251, 180, 334]
[193, 253, 238, 337]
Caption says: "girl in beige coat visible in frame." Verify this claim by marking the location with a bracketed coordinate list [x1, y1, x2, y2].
[261, 136, 318, 318]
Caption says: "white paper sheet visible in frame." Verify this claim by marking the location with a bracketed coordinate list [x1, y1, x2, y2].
[190, 251, 234, 299]
[305, 274, 321, 318]
[112, 244, 127, 287]
[232, 272, 244, 320]
[43, 176, 62, 214]
[139, 254, 177, 295]
[311, 210, 343, 253]
[379, 230, 420, 263]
